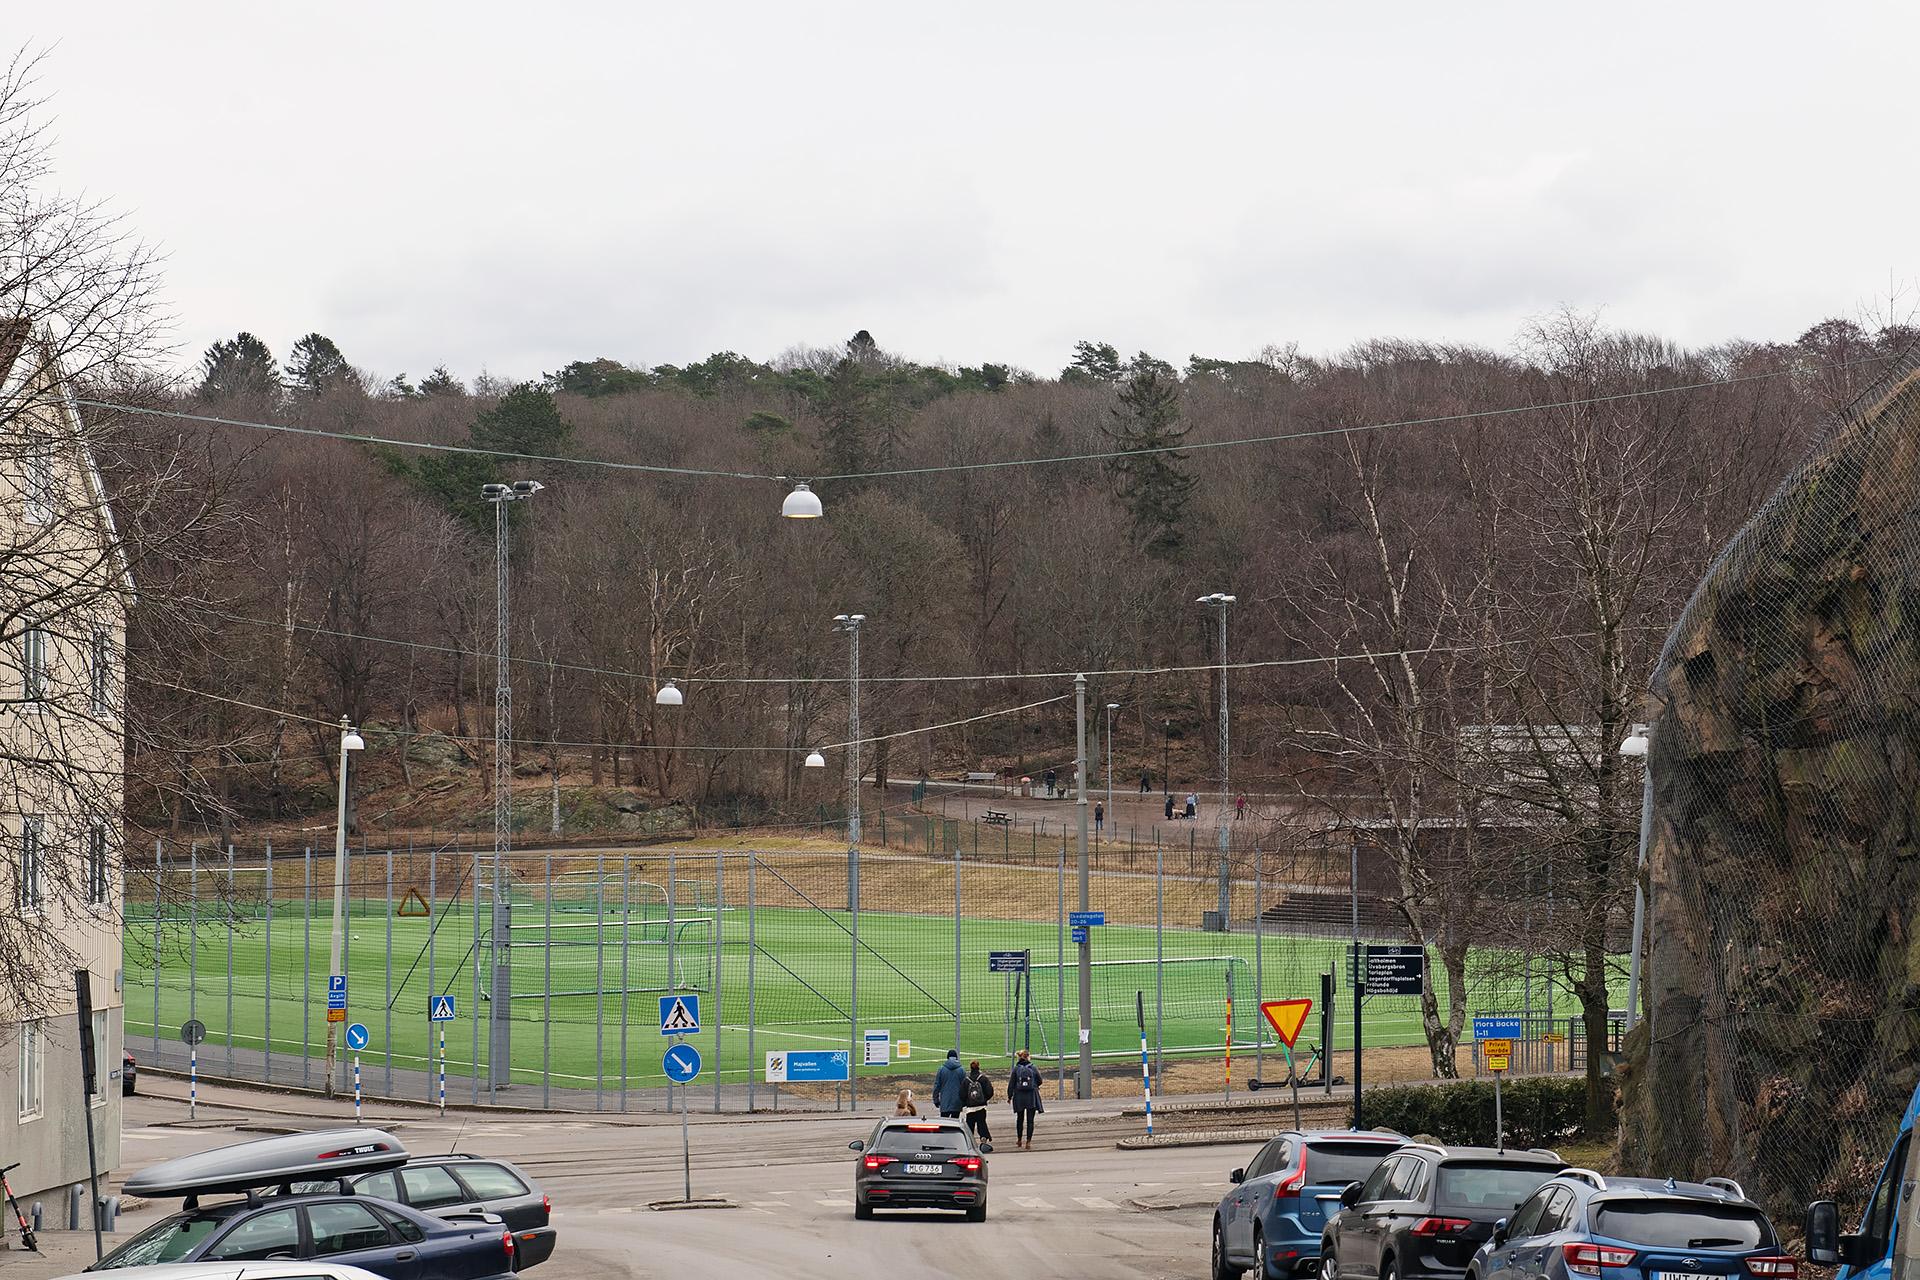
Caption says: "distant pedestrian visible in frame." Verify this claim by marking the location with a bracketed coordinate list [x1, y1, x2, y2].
[895, 1088, 919, 1117]
[1140, 771, 1150, 794]
[1094, 800, 1104, 837]
[1164, 793, 1175, 822]
[1185, 792, 1197, 820]
[964, 1060, 995, 1150]
[934, 1049, 967, 1118]
[1008, 1048, 1044, 1149]
[1236, 794, 1247, 822]
[1045, 768, 1057, 798]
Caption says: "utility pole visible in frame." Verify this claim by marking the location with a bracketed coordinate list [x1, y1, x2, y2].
[1199, 593, 1236, 927]
[1620, 728, 1652, 1031]
[835, 613, 865, 1108]
[482, 479, 541, 1095]
[1076, 674, 1092, 1099]
[322, 717, 363, 1097]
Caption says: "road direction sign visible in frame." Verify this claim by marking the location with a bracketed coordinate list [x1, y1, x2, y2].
[1473, 1015, 1523, 1041]
[429, 995, 457, 1022]
[1071, 925, 1089, 944]
[988, 951, 1029, 973]
[1259, 998, 1314, 1049]
[345, 1023, 370, 1052]
[1361, 945, 1426, 996]
[180, 1019, 206, 1046]
[663, 1044, 702, 1084]
[1069, 911, 1105, 927]
[659, 994, 701, 1036]
[326, 974, 348, 1010]
[864, 1029, 891, 1066]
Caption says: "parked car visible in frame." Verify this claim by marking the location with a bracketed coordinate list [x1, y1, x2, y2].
[1213, 1129, 1408, 1280]
[123, 1050, 137, 1097]
[1322, 1144, 1567, 1280]
[293, 1154, 554, 1269]
[93, 1128, 517, 1279]
[60, 1263, 388, 1279]
[848, 1117, 988, 1221]
[1473, 1170, 1795, 1280]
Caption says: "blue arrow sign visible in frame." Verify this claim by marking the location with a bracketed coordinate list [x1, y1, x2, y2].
[429, 995, 457, 1022]
[663, 1044, 702, 1084]
[345, 1023, 370, 1052]
[1473, 1015, 1523, 1041]
[327, 974, 348, 1010]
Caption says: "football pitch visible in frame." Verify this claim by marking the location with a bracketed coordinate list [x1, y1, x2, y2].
[124, 901, 1591, 1093]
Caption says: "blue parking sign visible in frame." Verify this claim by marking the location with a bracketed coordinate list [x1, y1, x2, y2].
[327, 975, 348, 1011]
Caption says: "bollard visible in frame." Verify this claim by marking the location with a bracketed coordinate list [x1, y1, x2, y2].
[31, 1201, 42, 1232]
[97, 1195, 119, 1231]
[67, 1186, 84, 1230]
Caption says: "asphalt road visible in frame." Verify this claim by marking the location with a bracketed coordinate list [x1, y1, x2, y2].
[12, 1091, 1247, 1279]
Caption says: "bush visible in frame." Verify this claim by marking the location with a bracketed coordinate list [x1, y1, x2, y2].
[1361, 1077, 1615, 1150]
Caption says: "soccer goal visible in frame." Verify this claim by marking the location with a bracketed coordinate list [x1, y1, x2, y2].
[504, 915, 714, 1000]
[1009, 955, 1257, 1057]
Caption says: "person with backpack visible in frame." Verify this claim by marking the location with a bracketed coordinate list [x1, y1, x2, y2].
[963, 1060, 995, 1150]
[1007, 1048, 1044, 1149]
[933, 1049, 967, 1118]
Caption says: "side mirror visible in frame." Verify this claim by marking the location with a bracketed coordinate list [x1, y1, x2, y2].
[1806, 1201, 1840, 1267]
[1491, 1218, 1510, 1247]
[849, 1140, 865, 1152]
[1230, 1168, 1245, 1185]
[1340, 1181, 1362, 1208]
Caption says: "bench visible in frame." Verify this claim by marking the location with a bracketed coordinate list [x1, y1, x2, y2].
[982, 810, 1012, 826]
[961, 771, 999, 784]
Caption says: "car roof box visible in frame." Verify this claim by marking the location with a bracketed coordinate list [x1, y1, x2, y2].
[125, 1128, 409, 1199]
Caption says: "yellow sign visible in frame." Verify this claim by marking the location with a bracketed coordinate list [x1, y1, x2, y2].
[897, 1040, 911, 1059]
[1487, 1053, 1510, 1073]
[1542, 1032, 1566, 1044]
[326, 1008, 347, 1024]
[1481, 1038, 1513, 1057]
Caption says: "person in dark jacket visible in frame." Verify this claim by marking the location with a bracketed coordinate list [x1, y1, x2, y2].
[933, 1049, 967, 1118]
[1164, 792, 1175, 822]
[1007, 1048, 1044, 1149]
[963, 1060, 995, 1149]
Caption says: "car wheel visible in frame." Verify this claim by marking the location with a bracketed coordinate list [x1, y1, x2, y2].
[1383, 1255, 1399, 1280]
[1321, 1244, 1338, 1280]
[966, 1202, 986, 1223]
[1254, 1226, 1271, 1280]
[855, 1200, 873, 1220]
[1214, 1219, 1245, 1280]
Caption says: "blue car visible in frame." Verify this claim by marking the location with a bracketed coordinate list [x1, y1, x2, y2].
[1471, 1171, 1797, 1280]
[1214, 1129, 1408, 1280]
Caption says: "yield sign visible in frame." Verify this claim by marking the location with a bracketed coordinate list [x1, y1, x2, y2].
[1260, 998, 1313, 1049]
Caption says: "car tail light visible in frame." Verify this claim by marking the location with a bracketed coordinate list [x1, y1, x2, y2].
[1412, 1218, 1473, 1237]
[954, 1156, 983, 1174]
[905, 1124, 943, 1131]
[863, 1155, 898, 1171]
[541, 1194, 551, 1216]
[1565, 1243, 1636, 1275]
[1276, 1152, 1309, 1197]
[502, 1230, 516, 1259]
[1746, 1258, 1797, 1279]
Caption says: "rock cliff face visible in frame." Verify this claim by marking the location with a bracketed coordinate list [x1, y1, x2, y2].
[1623, 370, 1920, 1209]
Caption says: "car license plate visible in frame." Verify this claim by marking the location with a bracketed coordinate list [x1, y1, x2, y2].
[1657, 1271, 1719, 1280]
[903, 1164, 945, 1175]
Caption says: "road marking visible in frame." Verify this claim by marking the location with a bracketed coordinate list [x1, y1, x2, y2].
[122, 1131, 168, 1141]
[1075, 1196, 1120, 1210]
[751, 1201, 785, 1208]
[817, 1198, 853, 1207]
[1013, 1196, 1054, 1209]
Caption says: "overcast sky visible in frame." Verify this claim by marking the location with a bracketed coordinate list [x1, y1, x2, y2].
[31, 2, 1920, 384]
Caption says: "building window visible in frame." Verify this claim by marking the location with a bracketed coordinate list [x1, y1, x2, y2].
[21, 625, 47, 702]
[90, 1010, 108, 1107]
[22, 436, 51, 526]
[87, 823, 108, 906]
[20, 817, 42, 911]
[17, 1020, 42, 1121]
[90, 627, 111, 716]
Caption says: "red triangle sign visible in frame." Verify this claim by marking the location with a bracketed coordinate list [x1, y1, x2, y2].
[1260, 998, 1313, 1049]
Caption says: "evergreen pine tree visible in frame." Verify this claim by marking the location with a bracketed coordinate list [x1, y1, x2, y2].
[1103, 363, 1195, 559]
[285, 332, 356, 396]
[197, 332, 280, 401]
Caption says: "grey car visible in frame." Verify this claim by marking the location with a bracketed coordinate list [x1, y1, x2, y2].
[296, 1156, 554, 1270]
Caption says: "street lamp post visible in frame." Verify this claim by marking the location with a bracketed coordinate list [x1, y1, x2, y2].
[322, 717, 365, 1097]
[1619, 728, 1652, 1031]
[481, 479, 541, 1095]
[1198, 593, 1236, 927]
[1162, 720, 1170, 807]
[1075, 674, 1092, 1099]
[834, 613, 865, 1107]
[1104, 703, 1119, 843]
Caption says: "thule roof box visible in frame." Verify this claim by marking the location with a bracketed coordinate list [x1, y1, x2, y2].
[126, 1128, 408, 1204]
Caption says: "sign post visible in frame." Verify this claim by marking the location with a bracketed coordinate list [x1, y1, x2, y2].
[863, 1029, 891, 1067]
[180, 1019, 206, 1120]
[74, 970, 102, 1261]
[662, 1043, 702, 1202]
[1259, 998, 1314, 1130]
[1472, 1015, 1520, 1151]
[345, 1023, 371, 1124]
[429, 996, 456, 1116]
[1224, 965, 1235, 1102]
[1352, 944, 1427, 1129]
[1137, 990, 1153, 1137]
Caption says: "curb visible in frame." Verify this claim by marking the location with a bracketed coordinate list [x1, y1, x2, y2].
[1117, 1127, 1284, 1150]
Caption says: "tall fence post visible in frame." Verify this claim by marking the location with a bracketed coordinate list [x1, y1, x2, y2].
[1254, 846, 1263, 1083]
[1056, 840, 1066, 1100]
[619, 852, 631, 1112]
[263, 841, 273, 1085]
[470, 849, 481, 1104]
[713, 851, 724, 1114]
[384, 846, 394, 1095]
[224, 845, 235, 1076]
[667, 849, 677, 1114]
[542, 849, 553, 1111]
[1155, 839, 1164, 1080]
[302, 847, 312, 1087]
[188, 843, 198, 1073]
[953, 841, 963, 1054]
[152, 840, 162, 1063]
[746, 853, 757, 1113]
[426, 844, 437, 1106]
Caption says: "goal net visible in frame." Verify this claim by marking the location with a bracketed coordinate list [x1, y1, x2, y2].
[505, 915, 714, 1000]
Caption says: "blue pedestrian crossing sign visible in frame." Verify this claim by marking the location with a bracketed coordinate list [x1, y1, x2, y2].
[345, 1023, 370, 1052]
[663, 1043, 702, 1083]
[429, 996, 457, 1022]
[659, 994, 700, 1036]
[327, 975, 348, 1011]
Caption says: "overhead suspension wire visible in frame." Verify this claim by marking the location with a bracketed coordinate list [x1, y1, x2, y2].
[73, 350, 1893, 489]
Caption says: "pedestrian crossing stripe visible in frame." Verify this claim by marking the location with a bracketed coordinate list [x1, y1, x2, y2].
[658, 994, 700, 1035]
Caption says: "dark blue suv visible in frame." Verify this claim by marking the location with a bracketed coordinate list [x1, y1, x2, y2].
[1214, 1130, 1407, 1280]
[1471, 1171, 1797, 1280]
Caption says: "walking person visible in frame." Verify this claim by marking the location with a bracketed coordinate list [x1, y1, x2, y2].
[963, 1060, 995, 1151]
[1094, 800, 1104, 840]
[1008, 1048, 1044, 1149]
[1164, 792, 1175, 822]
[1140, 771, 1150, 794]
[934, 1049, 967, 1119]
[1235, 793, 1247, 822]
[895, 1088, 919, 1117]
[1185, 791, 1197, 821]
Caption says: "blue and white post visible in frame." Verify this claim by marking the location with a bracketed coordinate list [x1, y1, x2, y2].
[1136, 991, 1152, 1138]
[189, 1042, 197, 1120]
[437, 1026, 446, 1117]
